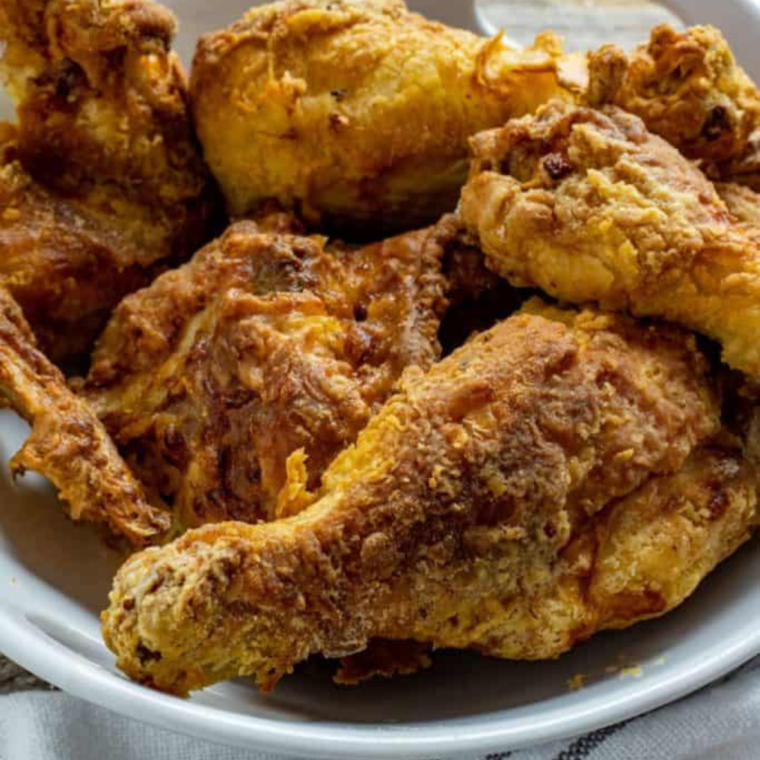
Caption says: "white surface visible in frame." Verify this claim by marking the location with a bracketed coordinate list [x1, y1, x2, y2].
[1, 1, 760, 758]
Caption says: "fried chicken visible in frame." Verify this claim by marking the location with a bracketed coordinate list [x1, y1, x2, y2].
[717, 181, 760, 225]
[460, 102, 760, 378]
[101, 301, 759, 696]
[81, 217, 450, 531]
[0, 286, 169, 545]
[0, 0, 217, 361]
[587, 25, 760, 186]
[189, 0, 586, 233]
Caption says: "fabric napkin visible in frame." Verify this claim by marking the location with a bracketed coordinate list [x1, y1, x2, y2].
[1, 655, 758, 760]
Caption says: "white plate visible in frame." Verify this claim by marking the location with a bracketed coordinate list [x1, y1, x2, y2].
[1, 1, 759, 758]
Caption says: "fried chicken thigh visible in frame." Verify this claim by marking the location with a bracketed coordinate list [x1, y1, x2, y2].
[0, 286, 169, 545]
[0, 0, 216, 360]
[460, 102, 760, 378]
[82, 218, 449, 531]
[587, 25, 760, 186]
[102, 302, 759, 695]
[189, 0, 586, 233]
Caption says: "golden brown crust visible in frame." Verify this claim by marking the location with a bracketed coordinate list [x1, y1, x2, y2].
[0, 287, 169, 545]
[0, 130, 156, 361]
[103, 303, 740, 695]
[189, 0, 585, 232]
[716, 181, 760, 225]
[0, 0, 201, 207]
[83, 220, 450, 530]
[587, 25, 760, 176]
[582, 443, 758, 629]
[0, 0, 218, 360]
[460, 101, 760, 378]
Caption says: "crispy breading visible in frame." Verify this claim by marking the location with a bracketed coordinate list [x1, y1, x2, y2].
[82, 219, 450, 530]
[0, 287, 169, 545]
[460, 102, 760, 378]
[587, 25, 760, 174]
[189, 0, 586, 233]
[101, 302, 752, 696]
[0, 0, 217, 360]
[717, 181, 760, 224]
[0, 128, 157, 361]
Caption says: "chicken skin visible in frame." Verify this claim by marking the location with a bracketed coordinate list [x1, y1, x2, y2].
[587, 25, 760, 186]
[716, 181, 760, 227]
[189, 0, 586, 233]
[0, 286, 169, 546]
[0, 0, 217, 361]
[81, 217, 450, 532]
[460, 102, 760, 378]
[101, 301, 760, 696]
[0, 126, 160, 363]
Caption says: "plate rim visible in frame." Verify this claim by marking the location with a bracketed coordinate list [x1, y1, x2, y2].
[1, 598, 759, 759]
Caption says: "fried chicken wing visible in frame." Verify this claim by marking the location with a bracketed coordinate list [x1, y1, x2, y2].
[81, 218, 451, 531]
[587, 25, 760, 185]
[0, 287, 169, 545]
[100, 302, 757, 696]
[460, 102, 760, 378]
[189, 0, 586, 233]
[0, 0, 217, 360]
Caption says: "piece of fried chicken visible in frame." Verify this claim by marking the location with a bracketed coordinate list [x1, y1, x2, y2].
[716, 181, 760, 227]
[587, 24, 760, 186]
[0, 286, 169, 546]
[189, 0, 586, 233]
[80, 215, 452, 532]
[0, 0, 217, 361]
[460, 102, 760, 379]
[102, 301, 760, 695]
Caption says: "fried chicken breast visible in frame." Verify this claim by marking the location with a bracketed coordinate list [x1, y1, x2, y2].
[460, 102, 760, 378]
[0, 287, 169, 545]
[82, 218, 450, 531]
[587, 24, 760, 186]
[189, 0, 586, 233]
[101, 302, 758, 696]
[0, 0, 217, 360]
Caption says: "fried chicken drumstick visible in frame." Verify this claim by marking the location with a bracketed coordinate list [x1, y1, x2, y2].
[190, 0, 586, 232]
[103, 302, 758, 695]
[81, 216, 450, 531]
[460, 102, 760, 378]
[0, 287, 169, 545]
[0, 0, 217, 360]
